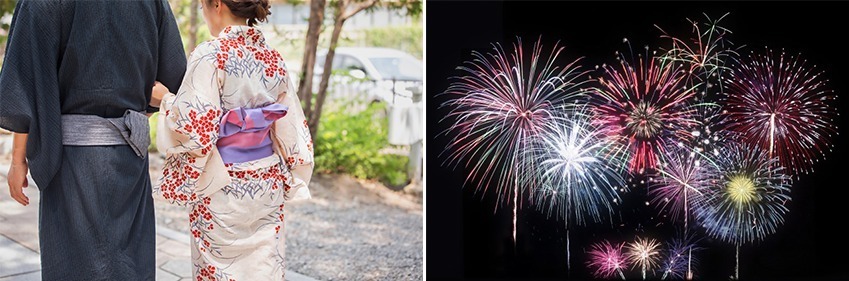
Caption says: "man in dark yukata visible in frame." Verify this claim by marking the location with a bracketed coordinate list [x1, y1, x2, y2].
[0, 0, 186, 280]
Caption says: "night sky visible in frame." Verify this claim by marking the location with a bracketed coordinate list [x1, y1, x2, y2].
[426, 1, 849, 280]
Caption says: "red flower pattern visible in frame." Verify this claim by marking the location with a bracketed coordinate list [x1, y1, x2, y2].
[160, 107, 222, 205]
[227, 164, 291, 193]
[195, 262, 235, 281]
[213, 26, 287, 78]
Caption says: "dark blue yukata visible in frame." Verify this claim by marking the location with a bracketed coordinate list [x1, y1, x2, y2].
[0, 0, 186, 280]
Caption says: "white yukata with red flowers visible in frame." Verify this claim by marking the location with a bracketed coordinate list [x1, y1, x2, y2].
[155, 25, 314, 281]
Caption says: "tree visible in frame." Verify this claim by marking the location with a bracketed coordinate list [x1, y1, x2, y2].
[168, 0, 210, 55]
[0, 0, 18, 59]
[186, 0, 200, 51]
[306, 0, 421, 137]
[297, 0, 326, 109]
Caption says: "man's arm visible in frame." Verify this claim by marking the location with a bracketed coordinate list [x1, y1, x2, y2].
[8, 133, 29, 206]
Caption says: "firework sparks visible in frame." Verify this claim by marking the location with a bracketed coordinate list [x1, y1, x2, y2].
[657, 13, 739, 83]
[694, 142, 791, 279]
[695, 142, 791, 243]
[649, 143, 717, 226]
[532, 105, 627, 269]
[587, 241, 629, 280]
[439, 38, 591, 243]
[659, 233, 703, 280]
[657, 13, 741, 157]
[534, 106, 628, 225]
[627, 237, 662, 280]
[723, 48, 838, 177]
[592, 41, 700, 175]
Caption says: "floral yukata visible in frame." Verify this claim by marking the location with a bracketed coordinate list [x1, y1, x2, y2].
[156, 25, 313, 281]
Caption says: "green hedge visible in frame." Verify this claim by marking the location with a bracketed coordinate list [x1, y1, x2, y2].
[314, 102, 409, 187]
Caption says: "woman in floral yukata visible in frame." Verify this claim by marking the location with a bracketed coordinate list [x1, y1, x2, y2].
[151, 0, 313, 280]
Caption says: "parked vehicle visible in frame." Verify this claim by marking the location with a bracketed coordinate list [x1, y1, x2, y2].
[313, 47, 422, 106]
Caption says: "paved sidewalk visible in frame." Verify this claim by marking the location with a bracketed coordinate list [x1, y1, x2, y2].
[0, 170, 318, 281]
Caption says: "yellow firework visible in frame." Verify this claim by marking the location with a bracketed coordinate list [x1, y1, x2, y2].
[726, 174, 757, 205]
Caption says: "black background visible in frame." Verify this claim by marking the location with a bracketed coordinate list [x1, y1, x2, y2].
[426, 1, 849, 280]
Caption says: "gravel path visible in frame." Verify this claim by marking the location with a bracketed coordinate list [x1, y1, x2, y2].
[149, 153, 423, 281]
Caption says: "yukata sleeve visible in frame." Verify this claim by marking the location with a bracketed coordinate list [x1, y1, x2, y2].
[155, 45, 230, 206]
[151, 0, 187, 113]
[272, 73, 314, 201]
[0, 0, 64, 189]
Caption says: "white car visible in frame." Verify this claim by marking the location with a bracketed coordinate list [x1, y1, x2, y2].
[313, 47, 423, 106]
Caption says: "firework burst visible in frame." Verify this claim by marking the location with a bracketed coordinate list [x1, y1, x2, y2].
[627, 236, 662, 280]
[587, 241, 629, 280]
[723, 48, 838, 177]
[649, 143, 717, 226]
[533, 106, 627, 225]
[695, 142, 791, 244]
[592, 41, 700, 175]
[657, 13, 739, 83]
[695, 142, 791, 279]
[659, 233, 703, 280]
[532, 105, 627, 269]
[439, 38, 591, 242]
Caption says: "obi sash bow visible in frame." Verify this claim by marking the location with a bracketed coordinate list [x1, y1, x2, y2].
[217, 103, 288, 164]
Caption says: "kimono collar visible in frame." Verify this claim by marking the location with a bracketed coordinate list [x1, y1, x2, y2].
[218, 25, 266, 46]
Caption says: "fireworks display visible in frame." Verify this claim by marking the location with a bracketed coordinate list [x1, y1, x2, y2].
[592, 42, 700, 175]
[587, 241, 629, 280]
[439, 12, 837, 280]
[723, 48, 838, 177]
[439, 38, 591, 242]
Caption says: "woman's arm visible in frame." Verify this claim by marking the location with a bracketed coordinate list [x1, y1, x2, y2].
[7, 133, 30, 206]
[154, 46, 229, 206]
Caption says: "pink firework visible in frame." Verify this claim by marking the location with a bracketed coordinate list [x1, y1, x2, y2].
[592, 42, 699, 174]
[724, 48, 838, 176]
[439, 38, 591, 242]
[587, 241, 628, 280]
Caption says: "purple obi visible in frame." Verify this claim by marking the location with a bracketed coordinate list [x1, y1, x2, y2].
[217, 103, 288, 164]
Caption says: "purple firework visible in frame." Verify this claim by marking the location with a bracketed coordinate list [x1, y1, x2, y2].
[649, 143, 718, 226]
[659, 233, 703, 280]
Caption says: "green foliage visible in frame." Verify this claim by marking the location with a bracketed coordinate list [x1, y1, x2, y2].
[314, 101, 409, 187]
[149, 112, 159, 152]
[0, 0, 17, 51]
[354, 24, 422, 59]
[168, 0, 212, 53]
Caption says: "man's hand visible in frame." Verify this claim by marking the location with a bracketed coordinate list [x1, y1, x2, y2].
[151, 81, 170, 108]
[7, 161, 29, 206]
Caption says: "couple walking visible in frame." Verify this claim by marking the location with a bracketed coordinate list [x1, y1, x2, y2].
[0, 0, 313, 280]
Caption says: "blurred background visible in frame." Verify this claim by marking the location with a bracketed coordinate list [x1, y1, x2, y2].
[0, 1, 423, 280]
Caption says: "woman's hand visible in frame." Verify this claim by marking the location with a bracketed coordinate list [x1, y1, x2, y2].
[151, 81, 170, 108]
